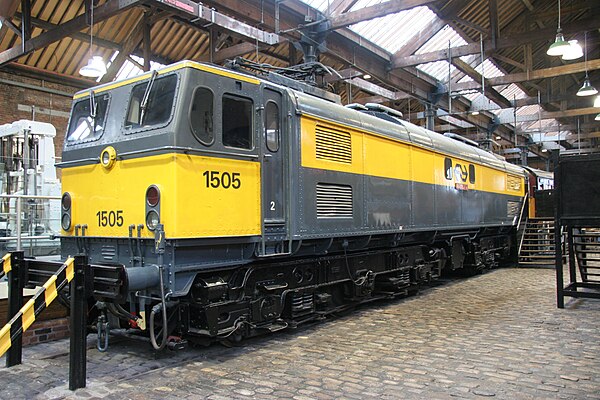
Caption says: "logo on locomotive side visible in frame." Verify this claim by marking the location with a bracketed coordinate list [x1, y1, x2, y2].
[444, 157, 475, 190]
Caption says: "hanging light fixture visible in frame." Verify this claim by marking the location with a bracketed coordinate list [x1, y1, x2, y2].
[79, 0, 106, 78]
[561, 40, 583, 60]
[594, 96, 600, 108]
[595, 113, 600, 121]
[547, 0, 571, 56]
[577, 32, 597, 97]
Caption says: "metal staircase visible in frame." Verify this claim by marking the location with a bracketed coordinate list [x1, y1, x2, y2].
[518, 218, 559, 267]
[573, 228, 600, 285]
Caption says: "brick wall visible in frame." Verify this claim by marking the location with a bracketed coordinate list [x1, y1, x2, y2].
[0, 294, 70, 346]
[22, 317, 70, 346]
[0, 70, 79, 161]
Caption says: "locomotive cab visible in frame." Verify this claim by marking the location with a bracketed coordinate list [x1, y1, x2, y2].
[59, 63, 293, 328]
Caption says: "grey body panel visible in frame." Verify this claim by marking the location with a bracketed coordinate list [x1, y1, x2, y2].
[296, 167, 522, 239]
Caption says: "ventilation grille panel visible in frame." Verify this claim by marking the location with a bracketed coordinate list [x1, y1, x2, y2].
[506, 175, 522, 192]
[507, 200, 521, 218]
[316, 183, 353, 219]
[315, 125, 352, 164]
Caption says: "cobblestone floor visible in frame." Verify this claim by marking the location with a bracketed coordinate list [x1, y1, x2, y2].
[1, 267, 599, 400]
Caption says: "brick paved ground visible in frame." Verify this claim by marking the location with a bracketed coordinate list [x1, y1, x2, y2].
[1, 267, 599, 400]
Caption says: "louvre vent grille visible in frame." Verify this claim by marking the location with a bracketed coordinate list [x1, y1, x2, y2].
[507, 201, 520, 218]
[507, 175, 522, 191]
[316, 183, 353, 218]
[315, 125, 352, 164]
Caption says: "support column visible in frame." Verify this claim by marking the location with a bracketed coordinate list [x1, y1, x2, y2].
[6, 251, 25, 368]
[424, 103, 435, 131]
[69, 255, 89, 391]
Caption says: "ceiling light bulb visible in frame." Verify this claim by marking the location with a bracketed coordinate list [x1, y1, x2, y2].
[561, 40, 583, 60]
[363, 74, 371, 80]
[541, 148, 548, 152]
[577, 78, 598, 97]
[79, 56, 107, 78]
[495, 136, 502, 140]
[547, 32, 570, 56]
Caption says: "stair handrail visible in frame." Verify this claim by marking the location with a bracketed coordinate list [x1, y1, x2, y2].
[516, 192, 528, 232]
[516, 193, 529, 257]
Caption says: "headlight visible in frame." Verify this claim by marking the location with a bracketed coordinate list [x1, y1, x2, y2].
[61, 192, 71, 211]
[61, 214, 71, 231]
[146, 210, 159, 231]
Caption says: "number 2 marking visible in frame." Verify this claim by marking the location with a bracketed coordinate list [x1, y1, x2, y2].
[270, 201, 275, 211]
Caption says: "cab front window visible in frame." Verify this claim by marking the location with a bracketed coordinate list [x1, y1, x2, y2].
[66, 93, 109, 143]
[126, 74, 177, 129]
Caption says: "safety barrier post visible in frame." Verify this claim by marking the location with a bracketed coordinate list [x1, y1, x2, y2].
[69, 255, 88, 390]
[6, 251, 25, 367]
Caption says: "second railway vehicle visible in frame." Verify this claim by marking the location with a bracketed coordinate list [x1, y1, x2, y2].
[57, 61, 526, 349]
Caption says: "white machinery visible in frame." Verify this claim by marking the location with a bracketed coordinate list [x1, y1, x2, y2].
[0, 120, 61, 253]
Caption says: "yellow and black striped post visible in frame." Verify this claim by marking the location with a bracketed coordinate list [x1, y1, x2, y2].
[4, 251, 24, 367]
[0, 255, 75, 363]
[0, 253, 12, 280]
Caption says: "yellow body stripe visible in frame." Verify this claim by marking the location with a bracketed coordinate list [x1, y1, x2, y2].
[62, 154, 261, 239]
[0, 324, 11, 356]
[2, 253, 11, 274]
[65, 258, 75, 282]
[301, 116, 525, 197]
[73, 61, 259, 100]
[44, 275, 58, 306]
[20, 299, 36, 331]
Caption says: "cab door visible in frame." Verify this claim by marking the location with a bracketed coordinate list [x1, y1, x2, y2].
[262, 88, 286, 226]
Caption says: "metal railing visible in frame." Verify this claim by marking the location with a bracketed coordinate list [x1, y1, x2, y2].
[0, 194, 61, 256]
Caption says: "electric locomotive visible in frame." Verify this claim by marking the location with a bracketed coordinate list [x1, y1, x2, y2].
[57, 61, 526, 348]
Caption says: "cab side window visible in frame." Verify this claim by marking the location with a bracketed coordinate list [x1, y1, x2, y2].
[444, 157, 453, 180]
[222, 95, 253, 150]
[265, 101, 280, 152]
[190, 87, 214, 145]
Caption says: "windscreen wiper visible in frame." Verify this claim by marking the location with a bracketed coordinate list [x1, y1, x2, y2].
[88, 90, 97, 130]
[139, 70, 158, 124]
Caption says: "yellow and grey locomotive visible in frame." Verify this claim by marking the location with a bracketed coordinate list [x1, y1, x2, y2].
[58, 61, 526, 348]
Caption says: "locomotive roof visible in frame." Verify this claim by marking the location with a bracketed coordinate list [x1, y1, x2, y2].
[291, 89, 526, 176]
[70, 60, 525, 177]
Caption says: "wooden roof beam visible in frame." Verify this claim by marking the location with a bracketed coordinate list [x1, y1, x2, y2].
[328, 0, 438, 30]
[451, 58, 511, 108]
[391, 16, 600, 68]
[0, 0, 142, 67]
[326, 0, 359, 17]
[393, 17, 446, 58]
[0, 0, 21, 44]
[445, 59, 600, 92]
[14, 13, 122, 52]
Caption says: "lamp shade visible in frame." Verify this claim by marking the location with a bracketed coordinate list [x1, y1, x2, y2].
[577, 78, 598, 97]
[79, 56, 107, 78]
[561, 40, 583, 60]
[595, 113, 600, 121]
[547, 32, 570, 56]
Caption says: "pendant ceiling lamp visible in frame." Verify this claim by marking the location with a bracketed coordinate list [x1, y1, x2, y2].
[547, 0, 571, 56]
[576, 32, 597, 97]
[79, 0, 106, 78]
[561, 40, 583, 60]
